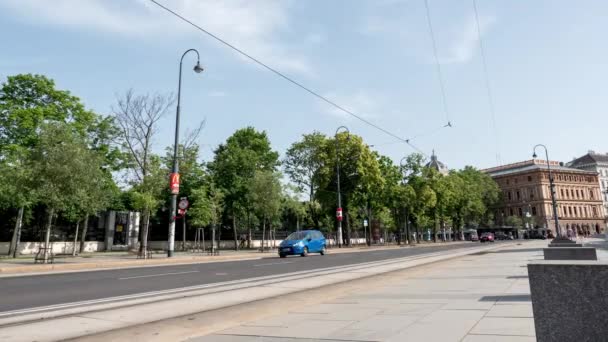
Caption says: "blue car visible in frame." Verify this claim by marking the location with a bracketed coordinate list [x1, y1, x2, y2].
[279, 230, 326, 258]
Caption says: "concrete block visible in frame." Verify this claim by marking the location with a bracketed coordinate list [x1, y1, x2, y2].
[543, 247, 596, 260]
[528, 261, 608, 342]
[548, 239, 582, 247]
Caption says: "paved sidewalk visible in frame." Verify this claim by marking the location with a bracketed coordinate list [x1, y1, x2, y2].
[191, 240, 546, 342]
[0, 241, 471, 275]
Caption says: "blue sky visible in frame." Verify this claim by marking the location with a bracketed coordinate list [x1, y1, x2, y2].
[1, 0, 607, 170]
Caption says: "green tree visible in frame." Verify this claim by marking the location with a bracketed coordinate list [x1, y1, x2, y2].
[29, 123, 107, 262]
[281, 187, 308, 231]
[505, 215, 523, 228]
[316, 133, 383, 246]
[0, 74, 120, 257]
[283, 132, 327, 228]
[249, 170, 282, 251]
[209, 127, 279, 250]
[401, 154, 437, 242]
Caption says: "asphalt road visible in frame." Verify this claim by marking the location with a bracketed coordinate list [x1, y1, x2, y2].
[0, 242, 509, 313]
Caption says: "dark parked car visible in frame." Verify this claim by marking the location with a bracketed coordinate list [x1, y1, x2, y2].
[494, 232, 514, 240]
[480, 232, 495, 242]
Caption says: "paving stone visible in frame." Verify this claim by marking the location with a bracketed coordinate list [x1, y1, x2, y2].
[469, 317, 535, 336]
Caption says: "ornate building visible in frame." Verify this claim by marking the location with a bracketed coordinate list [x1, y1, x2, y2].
[568, 151, 608, 217]
[425, 150, 449, 176]
[483, 159, 604, 235]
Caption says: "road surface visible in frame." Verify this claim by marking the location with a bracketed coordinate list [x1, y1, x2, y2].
[0, 242, 507, 313]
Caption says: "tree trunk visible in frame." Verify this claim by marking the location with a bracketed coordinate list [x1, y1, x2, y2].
[79, 213, 89, 254]
[139, 210, 150, 258]
[44, 208, 54, 263]
[345, 212, 352, 247]
[9, 206, 24, 258]
[72, 220, 80, 256]
[247, 211, 252, 249]
[367, 204, 373, 246]
[261, 217, 266, 252]
[182, 213, 187, 251]
[232, 213, 238, 251]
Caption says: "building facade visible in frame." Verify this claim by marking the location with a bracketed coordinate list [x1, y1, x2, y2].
[568, 151, 608, 217]
[425, 150, 449, 176]
[483, 159, 604, 235]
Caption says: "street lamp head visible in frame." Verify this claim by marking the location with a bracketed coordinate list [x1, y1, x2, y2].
[532, 152, 537, 158]
[193, 62, 204, 73]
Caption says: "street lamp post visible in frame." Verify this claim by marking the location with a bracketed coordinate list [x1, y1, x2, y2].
[400, 157, 411, 245]
[532, 144, 564, 241]
[335, 126, 350, 248]
[168, 49, 204, 257]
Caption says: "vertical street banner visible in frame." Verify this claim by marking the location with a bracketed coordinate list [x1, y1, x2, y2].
[169, 172, 180, 195]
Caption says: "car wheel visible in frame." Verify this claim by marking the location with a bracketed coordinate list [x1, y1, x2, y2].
[301, 247, 308, 257]
[319, 246, 326, 256]
[279, 254, 287, 258]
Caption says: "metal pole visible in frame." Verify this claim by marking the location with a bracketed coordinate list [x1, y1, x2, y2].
[168, 49, 201, 257]
[335, 126, 349, 248]
[534, 144, 561, 238]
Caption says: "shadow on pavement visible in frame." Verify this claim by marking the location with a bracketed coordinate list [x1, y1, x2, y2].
[479, 294, 531, 302]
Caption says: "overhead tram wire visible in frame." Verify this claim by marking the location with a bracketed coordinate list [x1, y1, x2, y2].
[473, 0, 501, 165]
[423, 0, 452, 129]
[148, 0, 430, 157]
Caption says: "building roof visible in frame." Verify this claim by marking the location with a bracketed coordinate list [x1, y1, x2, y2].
[568, 151, 608, 168]
[425, 150, 449, 175]
[482, 159, 596, 177]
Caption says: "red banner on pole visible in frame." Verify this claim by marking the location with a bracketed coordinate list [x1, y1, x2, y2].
[169, 173, 180, 195]
[336, 207, 343, 221]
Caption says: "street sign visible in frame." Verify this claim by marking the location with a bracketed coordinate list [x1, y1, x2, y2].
[336, 207, 343, 221]
[178, 198, 189, 210]
[363, 219, 368, 227]
[169, 173, 180, 194]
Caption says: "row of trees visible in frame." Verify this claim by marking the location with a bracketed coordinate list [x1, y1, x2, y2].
[0, 74, 502, 258]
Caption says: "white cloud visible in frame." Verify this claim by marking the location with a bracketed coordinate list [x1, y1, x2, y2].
[0, 0, 311, 74]
[319, 91, 382, 120]
[207, 90, 227, 97]
[438, 14, 496, 64]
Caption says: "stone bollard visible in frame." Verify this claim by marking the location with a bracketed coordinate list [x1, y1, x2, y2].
[528, 261, 608, 342]
[543, 247, 596, 260]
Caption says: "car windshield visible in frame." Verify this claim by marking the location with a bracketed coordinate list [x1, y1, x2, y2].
[285, 231, 308, 240]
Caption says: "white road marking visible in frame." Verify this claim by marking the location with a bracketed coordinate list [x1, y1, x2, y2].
[215, 272, 228, 276]
[119, 270, 199, 280]
[253, 261, 293, 267]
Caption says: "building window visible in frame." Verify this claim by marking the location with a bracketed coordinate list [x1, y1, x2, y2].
[590, 189, 594, 199]
[528, 176, 532, 182]
[593, 207, 598, 217]
[569, 207, 573, 216]
[560, 189, 564, 198]
[518, 208, 523, 217]
[510, 208, 514, 216]
[574, 207, 578, 217]
[570, 189, 575, 198]
[576, 189, 580, 199]
[516, 191, 521, 200]
[532, 206, 537, 216]
[508, 192, 512, 201]
[584, 207, 588, 217]
[506, 179, 510, 185]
